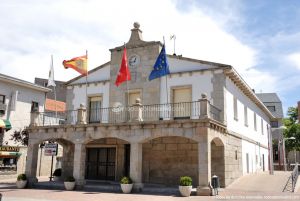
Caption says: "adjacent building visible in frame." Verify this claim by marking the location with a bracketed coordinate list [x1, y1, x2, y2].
[34, 78, 66, 112]
[26, 23, 275, 195]
[0, 73, 51, 178]
[256, 93, 284, 170]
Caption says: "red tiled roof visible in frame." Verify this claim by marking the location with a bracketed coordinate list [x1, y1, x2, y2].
[45, 99, 66, 112]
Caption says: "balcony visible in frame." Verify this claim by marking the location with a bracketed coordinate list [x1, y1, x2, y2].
[30, 94, 223, 127]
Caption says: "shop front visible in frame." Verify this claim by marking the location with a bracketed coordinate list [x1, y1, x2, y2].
[0, 146, 21, 174]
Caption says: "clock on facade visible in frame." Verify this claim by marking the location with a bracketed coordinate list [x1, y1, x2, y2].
[129, 54, 140, 67]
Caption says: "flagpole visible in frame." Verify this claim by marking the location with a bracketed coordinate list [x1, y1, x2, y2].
[124, 43, 130, 108]
[85, 50, 88, 108]
[163, 37, 169, 105]
[51, 55, 58, 121]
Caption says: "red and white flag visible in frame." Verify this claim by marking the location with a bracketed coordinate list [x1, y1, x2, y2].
[115, 47, 131, 86]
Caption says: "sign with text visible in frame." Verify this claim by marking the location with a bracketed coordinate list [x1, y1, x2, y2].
[44, 143, 58, 156]
[0, 146, 20, 152]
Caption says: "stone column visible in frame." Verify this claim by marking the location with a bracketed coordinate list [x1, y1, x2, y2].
[73, 143, 86, 189]
[130, 98, 143, 122]
[25, 141, 39, 187]
[77, 104, 87, 124]
[130, 143, 143, 191]
[199, 93, 210, 119]
[30, 112, 39, 126]
[197, 134, 212, 196]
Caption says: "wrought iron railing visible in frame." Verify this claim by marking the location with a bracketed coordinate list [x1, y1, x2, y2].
[35, 110, 77, 126]
[32, 101, 222, 126]
[210, 104, 222, 122]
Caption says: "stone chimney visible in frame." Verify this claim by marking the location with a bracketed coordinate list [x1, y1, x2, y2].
[127, 22, 144, 45]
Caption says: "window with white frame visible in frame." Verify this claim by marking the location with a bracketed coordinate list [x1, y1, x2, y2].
[233, 97, 238, 121]
[244, 106, 248, 126]
[31, 101, 39, 112]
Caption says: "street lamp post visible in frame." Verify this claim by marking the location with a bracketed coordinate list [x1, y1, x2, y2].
[281, 137, 296, 171]
[271, 126, 286, 172]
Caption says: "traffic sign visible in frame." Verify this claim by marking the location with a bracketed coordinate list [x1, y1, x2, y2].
[44, 143, 58, 156]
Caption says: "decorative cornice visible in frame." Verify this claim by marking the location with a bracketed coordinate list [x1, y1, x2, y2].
[224, 67, 275, 120]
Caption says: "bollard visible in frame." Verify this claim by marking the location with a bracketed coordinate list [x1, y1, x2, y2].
[211, 175, 220, 195]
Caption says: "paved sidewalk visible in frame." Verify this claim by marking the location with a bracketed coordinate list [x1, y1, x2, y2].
[0, 173, 299, 201]
[226, 171, 292, 192]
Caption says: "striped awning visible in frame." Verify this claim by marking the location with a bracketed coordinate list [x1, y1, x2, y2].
[0, 151, 21, 157]
[0, 119, 12, 131]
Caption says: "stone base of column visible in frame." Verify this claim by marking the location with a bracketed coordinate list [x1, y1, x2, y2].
[27, 177, 38, 188]
[196, 186, 212, 196]
[133, 183, 144, 192]
[75, 179, 86, 190]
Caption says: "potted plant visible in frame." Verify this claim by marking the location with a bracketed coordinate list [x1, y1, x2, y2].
[120, 176, 133, 193]
[179, 176, 192, 197]
[16, 173, 27, 189]
[64, 176, 76, 191]
[53, 168, 62, 181]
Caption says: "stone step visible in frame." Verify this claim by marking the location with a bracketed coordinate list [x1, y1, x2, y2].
[32, 181, 188, 195]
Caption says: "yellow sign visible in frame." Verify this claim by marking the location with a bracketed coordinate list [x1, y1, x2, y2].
[0, 146, 20, 152]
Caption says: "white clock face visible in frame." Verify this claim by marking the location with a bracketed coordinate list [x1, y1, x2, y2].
[129, 54, 140, 67]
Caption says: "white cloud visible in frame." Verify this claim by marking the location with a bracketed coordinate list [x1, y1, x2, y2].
[0, 0, 263, 91]
[287, 52, 300, 70]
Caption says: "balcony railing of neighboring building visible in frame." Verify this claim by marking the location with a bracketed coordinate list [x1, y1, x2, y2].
[30, 94, 223, 127]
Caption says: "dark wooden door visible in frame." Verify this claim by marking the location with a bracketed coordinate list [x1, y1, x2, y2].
[86, 148, 116, 180]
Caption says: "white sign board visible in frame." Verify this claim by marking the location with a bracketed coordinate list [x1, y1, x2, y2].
[44, 143, 58, 156]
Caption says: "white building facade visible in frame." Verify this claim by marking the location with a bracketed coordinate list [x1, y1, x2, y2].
[27, 23, 275, 195]
[0, 73, 50, 177]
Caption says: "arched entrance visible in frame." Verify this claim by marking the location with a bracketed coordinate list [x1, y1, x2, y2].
[85, 138, 130, 181]
[142, 136, 198, 186]
[25, 137, 74, 183]
[211, 137, 225, 187]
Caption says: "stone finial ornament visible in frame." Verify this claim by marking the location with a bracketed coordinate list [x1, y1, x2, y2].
[201, 93, 207, 99]
[135, 98, 141, 104]
[133, 22, 140, 29]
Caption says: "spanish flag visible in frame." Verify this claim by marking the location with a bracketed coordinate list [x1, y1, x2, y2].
[63, 55, 88, 75]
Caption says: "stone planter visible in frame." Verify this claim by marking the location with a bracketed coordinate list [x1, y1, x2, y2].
[179, 185, 192, 197]
[16, 180, 27, 189]
[64, 181, 76, 191]
[121, 183, 133, 193]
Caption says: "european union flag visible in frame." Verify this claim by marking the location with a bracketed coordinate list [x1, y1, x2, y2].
[149, 45, 170, 81]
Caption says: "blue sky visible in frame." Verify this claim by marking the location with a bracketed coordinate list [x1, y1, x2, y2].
[0, 0, 299, 115]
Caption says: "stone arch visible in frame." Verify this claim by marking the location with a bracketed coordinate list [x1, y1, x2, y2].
[84, 137, 131, 181]
[211, 137, 225, 187]
[25, 135, 75, 184]
[138, 127, 201, 144]
[35, 137, 75, 179]
[142, 135, 199, 186]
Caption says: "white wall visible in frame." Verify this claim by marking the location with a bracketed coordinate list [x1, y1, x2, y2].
[71, 64, 110, 84]
[168, 57, 216, 73]
[0, 81, 46, 146]
[242, 140, 269, 174]
[70, 83, 110, 110]
[225, 78, 270, 147]
[160, 71, 214, 104]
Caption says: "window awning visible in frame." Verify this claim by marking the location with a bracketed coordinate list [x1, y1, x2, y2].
[0, 119, 12, 131]
[0, 151, 21, 157]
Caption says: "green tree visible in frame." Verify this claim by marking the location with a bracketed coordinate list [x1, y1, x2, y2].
[283, 107, 300, 152]
[10, 129, 28, 146]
